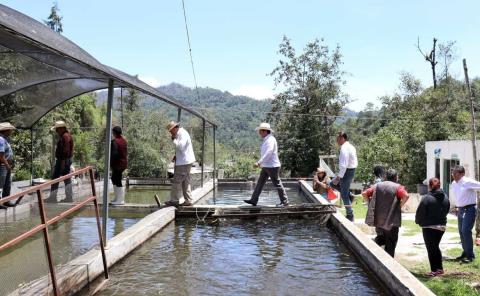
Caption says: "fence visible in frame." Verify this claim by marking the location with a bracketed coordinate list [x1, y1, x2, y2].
[0, 166, 108, 296]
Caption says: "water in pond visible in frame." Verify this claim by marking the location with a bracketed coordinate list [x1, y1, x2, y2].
[199, 183, 310, 205]
[122, 186, 170, 204]
[96, 219, 386, 296]
[0, 206, 142, 295]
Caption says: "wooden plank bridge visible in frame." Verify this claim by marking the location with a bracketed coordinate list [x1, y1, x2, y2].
[176, 203, 336, 219]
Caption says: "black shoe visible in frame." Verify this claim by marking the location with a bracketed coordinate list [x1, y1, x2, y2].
[461, 257, 474, 264]
[243, 199, 257, 206]
[454, 255, 466, 262]
[4, 201, 16, 207]
[181, 200, 193, 206]
[165, 200, 180, 207]
[346, 214, 354, 222]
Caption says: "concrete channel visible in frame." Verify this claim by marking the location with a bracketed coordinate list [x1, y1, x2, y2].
[9, 179, 434, 296]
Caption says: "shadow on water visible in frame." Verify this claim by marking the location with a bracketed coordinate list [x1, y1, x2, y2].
[94, 218, 388, 296]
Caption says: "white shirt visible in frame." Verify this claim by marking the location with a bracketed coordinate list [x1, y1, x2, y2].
[338, 141, 358, 178]
[258, 134, 281, 168]
[173, 128, 195, 166]
[452, 176, 480, 207]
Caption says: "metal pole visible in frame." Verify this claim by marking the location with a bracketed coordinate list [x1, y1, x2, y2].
[102, 78, 114, 245]
[213, 125, 216, 203]
[201, 119, 205, 187]
[89, 168, 108, 279]
[177, 108, 182, 123]
[30, 128, 34, 186]
[120, 87, 124, 129]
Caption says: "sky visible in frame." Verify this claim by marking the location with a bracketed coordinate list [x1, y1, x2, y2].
[3, 0, 480, 110]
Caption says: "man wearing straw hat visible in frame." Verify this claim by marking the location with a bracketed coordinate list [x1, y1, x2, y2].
[244, 122, 289, 207]
[46, 120, 74, 203]
[0, 122, 17, 209]
[165, 121, 195, 207]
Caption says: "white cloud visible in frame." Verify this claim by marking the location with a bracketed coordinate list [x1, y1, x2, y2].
[138, 75, 163, 88]
[231, 84, 274, 100]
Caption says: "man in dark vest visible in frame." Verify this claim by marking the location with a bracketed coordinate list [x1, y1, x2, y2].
[110, 126, 128, 205]
[362, 168, 409, 257]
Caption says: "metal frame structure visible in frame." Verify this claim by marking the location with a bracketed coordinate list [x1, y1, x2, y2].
[0, 166, 108, 296]
[0, 4, 217, 244]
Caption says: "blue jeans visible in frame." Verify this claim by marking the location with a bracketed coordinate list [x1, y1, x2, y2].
[330, 168, 355, 216]
[458, 205, 476, 259]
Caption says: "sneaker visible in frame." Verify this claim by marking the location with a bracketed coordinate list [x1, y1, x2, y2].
[243, 199, 257, 206]
[425, 271, 438, 277]
[454, 255, 466, 261]
[461, 257, 474, 264]
[434, 270, 444, 276]
[276, 202, 290, 207]
[346, 214, 354, 222]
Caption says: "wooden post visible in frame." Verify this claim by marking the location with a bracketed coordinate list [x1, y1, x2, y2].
[463, 58, 480, 245]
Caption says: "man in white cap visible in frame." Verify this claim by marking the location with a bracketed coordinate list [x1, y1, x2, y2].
[244, 122, 289, 207]
[165, 121, 195, 207]
[46, 121, 74, 203]
[0, 122, 17, 209]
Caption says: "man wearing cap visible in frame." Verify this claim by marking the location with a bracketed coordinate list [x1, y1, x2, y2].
[46, 121, 74, 203]
[110, 126, 128, 205]
[0, 122, 16, 209]
[165, 121, 195, 207]
[244, 122, 289, 207]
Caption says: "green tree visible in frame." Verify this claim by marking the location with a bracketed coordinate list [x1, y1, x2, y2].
[268, 36, 348, 176]
[44, 2, 63, 33]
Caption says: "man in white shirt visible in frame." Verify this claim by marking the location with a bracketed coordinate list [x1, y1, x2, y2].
[244, 123, 289, 207]
[165, 121, 196, 207]
[331, 131, 358, 221]
[451, 165, 478, 263]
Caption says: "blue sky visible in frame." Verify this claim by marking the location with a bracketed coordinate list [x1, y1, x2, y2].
[3, 0, 480, 110]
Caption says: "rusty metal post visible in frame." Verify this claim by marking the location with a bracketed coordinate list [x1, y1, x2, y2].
[89, 169, 109, 278]
[37, 189, 59, 296]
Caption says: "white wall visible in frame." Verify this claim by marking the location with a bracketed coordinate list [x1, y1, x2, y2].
[425, 140, 480, 206]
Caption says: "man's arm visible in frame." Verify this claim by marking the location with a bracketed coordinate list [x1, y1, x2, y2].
[173, 131, 189, 150]
[0, 152, 11, 171]
[464, 178, 480, 191]
[257, 138, 274, 166]
[337, 146, 348, 178]
[397, 186, 410, 208]
[362, 187, 375, 200]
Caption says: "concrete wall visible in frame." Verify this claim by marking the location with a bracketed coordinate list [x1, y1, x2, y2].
[299, 180, 435, 296]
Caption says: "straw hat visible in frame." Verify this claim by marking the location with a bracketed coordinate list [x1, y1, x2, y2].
[166, 121, 179, 132]
[316, 167, 326, 174]
[255, 122, 274, 132]
[51, 120, 67, 131]
[0, 122, 15, 132]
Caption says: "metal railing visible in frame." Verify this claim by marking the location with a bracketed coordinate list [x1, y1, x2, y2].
[0, 166, 108, 296]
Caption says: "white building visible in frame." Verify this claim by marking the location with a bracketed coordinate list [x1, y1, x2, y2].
[425, 140, 479, 204]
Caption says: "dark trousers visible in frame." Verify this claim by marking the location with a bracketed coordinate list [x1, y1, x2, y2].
[382, 226, 399, 257]
[422, 228, 445, 272]
[0, 164, 12, 198]
[250, 167, 288, 204]
[49, 158, 72, 201]
[458, 206, 476, 259]
[111, 168, 125, 187]
[330, 168, 355, 215]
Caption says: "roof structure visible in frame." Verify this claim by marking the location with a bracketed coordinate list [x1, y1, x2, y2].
[0, 4, 215, 129]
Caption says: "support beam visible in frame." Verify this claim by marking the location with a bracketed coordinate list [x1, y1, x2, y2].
[102, 78, 114, 246]
[201, 119, 205, 187]
[30, 128, 34, 186]
[213, 126, 216, 181]
[177, 108, 182, 123]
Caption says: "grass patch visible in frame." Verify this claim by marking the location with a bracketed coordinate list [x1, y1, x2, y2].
[338, 195, 368, 219]
[402, 248, 480, 296]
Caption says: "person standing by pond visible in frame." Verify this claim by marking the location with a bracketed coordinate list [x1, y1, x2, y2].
[363, 169, 409, 257]
[313, 167, 330, 199]
[415, 177, 450, 276]
[165, 121, 195, 207]
[46, 121, 74, 203]
[244, 122, 289, 207]
[110, 126, 128, 205]
[330, 131, 357, 221]
[0, 122, 17, 209]
[451, 165, 478, 263]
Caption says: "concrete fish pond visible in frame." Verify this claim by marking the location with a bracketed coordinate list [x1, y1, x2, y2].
[3, 180, 434, 296]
